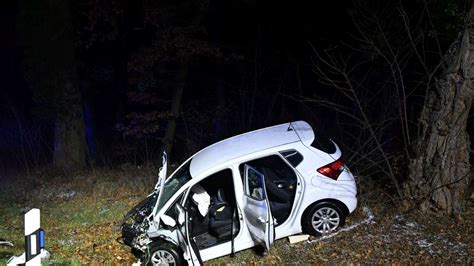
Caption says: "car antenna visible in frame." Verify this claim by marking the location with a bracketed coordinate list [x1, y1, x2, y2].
[287, 122, 294, 131]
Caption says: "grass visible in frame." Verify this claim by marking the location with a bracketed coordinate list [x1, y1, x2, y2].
[0, 167, 152, 264]
[1, 167, 472, 264]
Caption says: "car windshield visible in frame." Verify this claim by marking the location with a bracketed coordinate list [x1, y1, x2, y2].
[155, 161, 192, 212]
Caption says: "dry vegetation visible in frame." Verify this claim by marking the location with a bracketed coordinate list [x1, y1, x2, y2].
[0, 167, 472, 264]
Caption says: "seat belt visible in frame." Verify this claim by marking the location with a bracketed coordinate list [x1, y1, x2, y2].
[230, 206, 236, 257]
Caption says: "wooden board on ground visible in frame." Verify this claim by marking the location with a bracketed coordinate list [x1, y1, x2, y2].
[288, 234, 309, 244]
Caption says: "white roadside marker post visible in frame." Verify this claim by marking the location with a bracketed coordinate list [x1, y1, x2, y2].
[7, 208, 48, 266]
[24, 208, 43, 265]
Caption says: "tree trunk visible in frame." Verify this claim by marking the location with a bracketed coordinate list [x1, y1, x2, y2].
[161, 63, 188, 156]
[53, 72, 87, 170]
[213, 66, 226, 141]
[160, 3, 206, 157]
[18, 0, 87, 170]
[404, 6, 474, 214]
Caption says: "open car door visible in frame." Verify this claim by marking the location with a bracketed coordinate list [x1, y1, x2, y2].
[243, 164, 275, 250]
[174, 202, 203, 265]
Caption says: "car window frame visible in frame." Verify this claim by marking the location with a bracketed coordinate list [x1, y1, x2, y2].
[243, 165, 267, 201]
[279, 149, 304, 168]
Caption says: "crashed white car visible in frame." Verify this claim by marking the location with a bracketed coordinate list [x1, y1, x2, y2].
[120, 121, 357, 265]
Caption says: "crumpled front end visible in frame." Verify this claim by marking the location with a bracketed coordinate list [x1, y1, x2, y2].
[119, 194, 156, 251]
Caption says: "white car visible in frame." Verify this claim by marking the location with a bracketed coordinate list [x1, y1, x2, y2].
[120, 121, 357, 265]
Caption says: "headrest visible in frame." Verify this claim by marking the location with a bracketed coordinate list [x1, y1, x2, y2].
[216, 188, 226, 202]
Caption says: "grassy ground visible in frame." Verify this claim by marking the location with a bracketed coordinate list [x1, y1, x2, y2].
[0, 167, 472, 264]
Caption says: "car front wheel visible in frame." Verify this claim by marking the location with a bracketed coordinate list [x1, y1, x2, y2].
[302, 202, 346, 236]
[144, 242, 184, 266]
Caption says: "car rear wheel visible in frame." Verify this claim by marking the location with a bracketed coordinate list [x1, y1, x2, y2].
[144, 242, 184, 266]
[302, 202, 346, 236]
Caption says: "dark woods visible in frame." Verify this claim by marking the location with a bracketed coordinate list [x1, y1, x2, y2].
[1, 0, 472, 214]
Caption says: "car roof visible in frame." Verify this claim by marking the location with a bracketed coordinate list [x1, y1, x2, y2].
[189, 120, 315, 177]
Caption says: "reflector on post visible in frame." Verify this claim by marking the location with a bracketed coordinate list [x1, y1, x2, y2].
[39, 229, 45, 249]
[7, 208, 48, 266]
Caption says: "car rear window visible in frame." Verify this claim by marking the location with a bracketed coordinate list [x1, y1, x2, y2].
[311, 133, 337, 154]
[280, 150, 303, 167]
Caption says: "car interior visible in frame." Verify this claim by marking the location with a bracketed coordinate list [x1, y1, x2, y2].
[186, 169, 240, 250]
[177, 154, 297, 250]
[240, 155, 297, 225]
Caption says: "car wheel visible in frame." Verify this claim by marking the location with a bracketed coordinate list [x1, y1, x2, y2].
[144, 242, 184, 266]
[302, 201, 346, 236]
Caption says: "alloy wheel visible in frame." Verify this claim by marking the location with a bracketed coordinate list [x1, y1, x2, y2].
[311, 206, 341, 234]
[151, 250, 176, 265]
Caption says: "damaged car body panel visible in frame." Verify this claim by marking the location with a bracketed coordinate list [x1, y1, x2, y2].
[120, 121, 358, 265]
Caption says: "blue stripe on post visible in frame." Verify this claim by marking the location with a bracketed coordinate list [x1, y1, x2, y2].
[39, 229, 44, 249]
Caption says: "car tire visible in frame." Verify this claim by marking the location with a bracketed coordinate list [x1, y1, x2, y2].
[144, 241, 184, 266]
[302, 201, 346, 236]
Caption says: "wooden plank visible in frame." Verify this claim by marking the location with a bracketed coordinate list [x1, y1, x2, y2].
[288, 234, 309, 244]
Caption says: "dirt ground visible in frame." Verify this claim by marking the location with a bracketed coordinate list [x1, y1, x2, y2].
[0, 168, 472, 264]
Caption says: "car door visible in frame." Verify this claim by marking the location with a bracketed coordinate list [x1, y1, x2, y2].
[174, 196, 203, 265]
[243, 164, 275, 250]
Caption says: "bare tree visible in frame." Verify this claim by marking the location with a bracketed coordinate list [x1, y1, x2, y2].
[304, 46, 403, 198]
[296, 2, 472, 215]
[404, 5, 473, 214]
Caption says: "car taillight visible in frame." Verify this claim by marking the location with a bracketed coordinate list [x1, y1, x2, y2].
[317, 159, 344, 180]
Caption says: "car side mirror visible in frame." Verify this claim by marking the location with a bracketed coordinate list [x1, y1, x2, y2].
[161, 214, 176, 228]
[176, 203, 185, 226]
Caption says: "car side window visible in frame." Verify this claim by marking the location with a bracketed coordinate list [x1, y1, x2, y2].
[280, 150, 303, 167]
[239, 155, 298, 224]
[245, 166, 265, 201]
[239, 155, 298, 185]
[165, 193, 185, 221]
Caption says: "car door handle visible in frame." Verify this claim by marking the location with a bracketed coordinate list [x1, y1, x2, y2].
[257, 216, 266, 223]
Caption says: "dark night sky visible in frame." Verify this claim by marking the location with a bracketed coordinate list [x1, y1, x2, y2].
[1, 0, 354, 105]
[0, 0, 354, 124]
[1, 1, 27, 108]
[0, 0, 469, 171]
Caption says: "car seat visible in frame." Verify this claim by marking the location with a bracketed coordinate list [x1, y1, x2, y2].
[209, 188, 234, 239]
[262, 168, 293, 224]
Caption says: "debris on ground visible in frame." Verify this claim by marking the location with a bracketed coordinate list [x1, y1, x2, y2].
[0, 239, 13, 247]
[288, 234, 309, 244]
